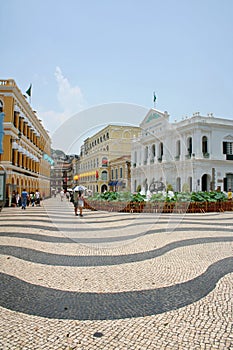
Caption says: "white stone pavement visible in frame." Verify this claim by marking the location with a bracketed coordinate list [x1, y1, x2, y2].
[0, 197, 232, 349]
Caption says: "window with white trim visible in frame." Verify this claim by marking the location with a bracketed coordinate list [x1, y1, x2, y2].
[223, 141, 233, 155]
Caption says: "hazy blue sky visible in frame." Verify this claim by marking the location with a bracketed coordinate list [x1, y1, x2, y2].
[1, 0, 233, 150]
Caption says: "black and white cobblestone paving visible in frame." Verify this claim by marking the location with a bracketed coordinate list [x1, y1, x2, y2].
[0, 197, 232, 349]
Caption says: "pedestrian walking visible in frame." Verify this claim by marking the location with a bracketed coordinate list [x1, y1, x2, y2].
[21, 189, 28, 210]
[30, 192, 35, 206]
[11, 191, 17, 207]
[66, 191, 70, 201]
[73, 190, 84, 216]
[35, 189, 41, 206]
[60, 189, 65, 201]
[16, 192, 21, 207]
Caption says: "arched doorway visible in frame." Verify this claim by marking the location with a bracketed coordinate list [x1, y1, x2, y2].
[101, 184, 107, 193]
[188, 176, 192, 192]
[201, 174, 211, 191]
[176, 177, 181, 192]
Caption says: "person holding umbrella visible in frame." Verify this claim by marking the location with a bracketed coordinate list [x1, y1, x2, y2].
[73, 186, 85, 216]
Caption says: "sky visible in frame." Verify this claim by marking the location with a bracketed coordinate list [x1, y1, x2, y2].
[1, 0, 233, 152]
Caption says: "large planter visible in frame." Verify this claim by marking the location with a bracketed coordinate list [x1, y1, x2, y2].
[85, 199, 232, 214]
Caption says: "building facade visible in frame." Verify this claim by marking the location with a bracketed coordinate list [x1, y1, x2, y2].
[0, 79, 51, 205]
[50, 150, 78, 193]
[76, 124, 141, 193]
[108, 155, 131, 192]
[131, 109, 233, 194]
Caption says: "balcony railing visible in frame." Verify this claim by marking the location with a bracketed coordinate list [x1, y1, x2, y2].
[0, 79, 16, 86]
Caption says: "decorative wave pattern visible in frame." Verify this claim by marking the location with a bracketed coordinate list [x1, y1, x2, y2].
[0, 198, 232, 349]
[0, 257, 232, 320]
[0, 236, 232, 266]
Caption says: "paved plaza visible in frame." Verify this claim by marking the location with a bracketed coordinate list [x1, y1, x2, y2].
[0, 197, 232, 349]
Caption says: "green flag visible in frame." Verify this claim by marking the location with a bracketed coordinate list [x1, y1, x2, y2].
[153, 92, 156, 103]
[26, 84, 32, 97]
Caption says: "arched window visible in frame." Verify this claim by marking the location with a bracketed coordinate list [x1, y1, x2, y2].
[188, 176, 192, 192]
[176, 140, 181, 156]
[144, 146, 148, 164]
[201, 174, 211, 192]
[158, 142, 163, 161]
[176, 177, 181, 192]
[120, 167, 123, 178]
[151, 144, 156, 157]
[101, 170, 108, 181]
[187, 137, 192, 157]
[202, 136, 208, 154]
[134, 180, 137, 192]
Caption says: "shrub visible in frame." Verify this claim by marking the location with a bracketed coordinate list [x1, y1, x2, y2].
[87, 190, 227, 204]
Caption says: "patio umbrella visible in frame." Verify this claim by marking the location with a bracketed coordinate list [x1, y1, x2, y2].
[73, 185, 87, 192]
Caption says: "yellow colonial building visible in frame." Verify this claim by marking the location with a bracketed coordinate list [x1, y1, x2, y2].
[75, 124, 141, 193]
[0, 79, 51, 206]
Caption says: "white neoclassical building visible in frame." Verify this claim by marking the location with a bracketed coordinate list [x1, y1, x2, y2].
[131, 109, 233, 193]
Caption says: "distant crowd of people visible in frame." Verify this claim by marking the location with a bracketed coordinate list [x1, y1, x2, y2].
[11, 189, 42, 209]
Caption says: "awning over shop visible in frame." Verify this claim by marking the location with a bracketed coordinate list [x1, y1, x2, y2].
[108, 181, 123, 186]
[73, 170, 97, 181]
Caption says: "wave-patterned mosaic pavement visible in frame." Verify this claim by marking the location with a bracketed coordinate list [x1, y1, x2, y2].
[0, 197, 232, 349]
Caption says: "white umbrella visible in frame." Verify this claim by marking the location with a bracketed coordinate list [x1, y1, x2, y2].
[73, 185, 87, 192]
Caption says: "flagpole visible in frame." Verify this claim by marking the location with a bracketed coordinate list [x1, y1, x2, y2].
[26, 84, 32, 105]
[153, 92, 156, 109]
[29, 84, 32, 105]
